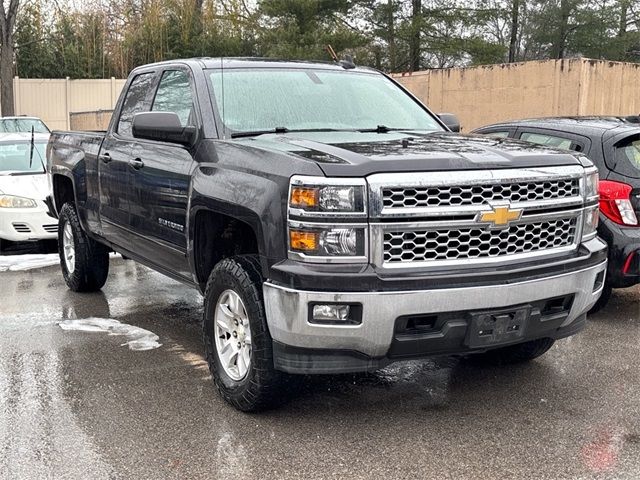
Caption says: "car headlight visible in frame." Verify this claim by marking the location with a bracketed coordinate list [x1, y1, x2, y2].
[289, 176, 366, 215]
[0, 194, 37, 208]
[289, 226, 366, 258]
[582, 205, 599, 240]
[288, 176, 368, 263]
[581, 168, 600, 241]
[583, 168, 599, 201]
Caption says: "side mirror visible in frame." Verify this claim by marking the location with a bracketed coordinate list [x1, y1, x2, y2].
[438, 113, 461, 133]
[132, 112, 196, 146]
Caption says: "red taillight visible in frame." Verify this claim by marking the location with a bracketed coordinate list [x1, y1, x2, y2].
[599, 180, 639, 226]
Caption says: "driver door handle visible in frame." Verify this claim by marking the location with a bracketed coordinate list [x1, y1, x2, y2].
[129, 158, 144, 170]
[99, 153, 112, 164]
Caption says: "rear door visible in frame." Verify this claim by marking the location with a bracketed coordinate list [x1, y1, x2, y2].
[126, 66, 198, 277]
[98, 70, 158, 244]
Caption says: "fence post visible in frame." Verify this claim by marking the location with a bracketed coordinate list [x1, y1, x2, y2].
[111, 77, 117, 107]
[13, 76, 20, 115]
[65, 77, 71, 129]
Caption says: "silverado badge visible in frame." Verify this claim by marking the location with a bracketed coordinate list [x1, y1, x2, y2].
[478, 204, 523, 229]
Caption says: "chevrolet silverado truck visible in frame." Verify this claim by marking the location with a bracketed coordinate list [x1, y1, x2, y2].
[47, 58, 607, 411]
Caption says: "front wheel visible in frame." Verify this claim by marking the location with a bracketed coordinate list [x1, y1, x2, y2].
[203, 255, 282, 412]
[58, 203, 110, 292]
[467, 338, 556, 365]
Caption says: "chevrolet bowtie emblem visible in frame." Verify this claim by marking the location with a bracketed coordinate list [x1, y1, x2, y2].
[478, 205, 523, 228]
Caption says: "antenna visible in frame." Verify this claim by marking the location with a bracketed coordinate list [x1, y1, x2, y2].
[29, 126, 34, 169]
[325, 45, 338, 62]
[220, 57, 226, 140]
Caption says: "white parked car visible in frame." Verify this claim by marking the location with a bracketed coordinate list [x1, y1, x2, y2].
[0, 133, 57, 251]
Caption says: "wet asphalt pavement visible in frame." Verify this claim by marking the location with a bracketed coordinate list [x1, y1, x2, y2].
[1, 256, 639, 480]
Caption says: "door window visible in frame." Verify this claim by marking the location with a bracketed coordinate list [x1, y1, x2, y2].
[519, 132, 575, 150]
[152, 70, 195, 127]
[613, 137, 640, 178]
[483, 131, 509, 138]
[117, 72, 155, 137]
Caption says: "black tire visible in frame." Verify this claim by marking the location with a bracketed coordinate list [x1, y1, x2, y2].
[588, 282, 612, 315]
[203, 255, 282, 412]
[58, 203, 110, 292]
[467, 338, 556, 365]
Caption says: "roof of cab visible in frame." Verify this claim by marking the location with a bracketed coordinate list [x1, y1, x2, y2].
[132, 57, 380, 75]
[0, 132, 50, 143]
[477, 116, 640, 138]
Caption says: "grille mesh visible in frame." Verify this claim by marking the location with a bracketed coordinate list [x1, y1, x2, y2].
[383, 217, 578, 264]
[382, 179, 579, 209]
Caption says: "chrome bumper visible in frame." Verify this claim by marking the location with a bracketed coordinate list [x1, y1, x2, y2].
[263, 247, 607, 358]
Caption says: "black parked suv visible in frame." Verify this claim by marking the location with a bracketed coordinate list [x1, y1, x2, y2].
[474, 117, 640, 311]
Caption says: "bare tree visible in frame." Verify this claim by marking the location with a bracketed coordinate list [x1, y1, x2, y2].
[0, 0, 19, 116]
[508, 0, 519, 62]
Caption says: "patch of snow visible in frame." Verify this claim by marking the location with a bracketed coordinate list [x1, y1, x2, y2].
[58, 317, 161, 351]
[0, 252, 121, 272]
[0, 253, 60, 272]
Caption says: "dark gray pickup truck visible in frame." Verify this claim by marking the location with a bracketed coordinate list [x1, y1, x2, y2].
[47, 58, 607, 411]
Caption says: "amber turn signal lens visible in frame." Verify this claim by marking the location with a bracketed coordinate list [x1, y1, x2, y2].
[290, 230, 318, 251]
[290, 187, 318, 208]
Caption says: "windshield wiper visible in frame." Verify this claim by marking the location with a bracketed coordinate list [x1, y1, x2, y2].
[230, 127, 290, 138]
[230, 127, 353, 139]
[357, 125, 430, 134]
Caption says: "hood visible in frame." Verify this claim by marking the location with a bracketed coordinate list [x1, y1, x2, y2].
[0, 172, 48, 201]
[235, 131, 585, 177]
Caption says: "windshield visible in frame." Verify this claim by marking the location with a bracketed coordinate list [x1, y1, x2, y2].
[208, 68, 443, 135]
[0, 141, 47, 174]
[0, 118, 50, 134]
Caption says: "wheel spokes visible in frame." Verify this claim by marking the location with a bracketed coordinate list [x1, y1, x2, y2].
[213, 289, 252, 381]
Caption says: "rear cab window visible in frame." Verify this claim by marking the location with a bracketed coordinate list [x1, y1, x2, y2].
[117, 72, 156, 137]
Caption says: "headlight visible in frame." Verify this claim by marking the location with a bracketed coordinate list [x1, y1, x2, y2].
[289, 226, 366, 259]
[0, 195, 37, 208]
[289, 176, 366, 215]
[288, 176, 368, 263]
[583, 168, 599, 201]
[582, 205, 599, 240]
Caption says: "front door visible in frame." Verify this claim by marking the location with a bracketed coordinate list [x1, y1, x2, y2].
[127, 68, 197, 277]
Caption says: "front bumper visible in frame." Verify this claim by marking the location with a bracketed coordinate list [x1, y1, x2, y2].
[0, 204, 58, 242]
[263, 238, 608, 374]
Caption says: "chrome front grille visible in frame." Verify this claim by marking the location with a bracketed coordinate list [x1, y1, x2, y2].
[383, 217, 578, 264]
[368, 166, 587, 269]
[382, 179, 579, 209]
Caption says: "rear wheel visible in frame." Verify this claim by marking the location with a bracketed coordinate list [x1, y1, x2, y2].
[58, 203, 109, 292]
[203, 255, 282, 411]
[467, 338, 556, 365]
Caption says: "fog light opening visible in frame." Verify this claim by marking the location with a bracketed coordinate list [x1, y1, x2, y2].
[593, 271, 605, 292]
[309, 303, 362, 325]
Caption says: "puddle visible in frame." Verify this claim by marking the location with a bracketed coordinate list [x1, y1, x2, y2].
[58, 317, 161, 351]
